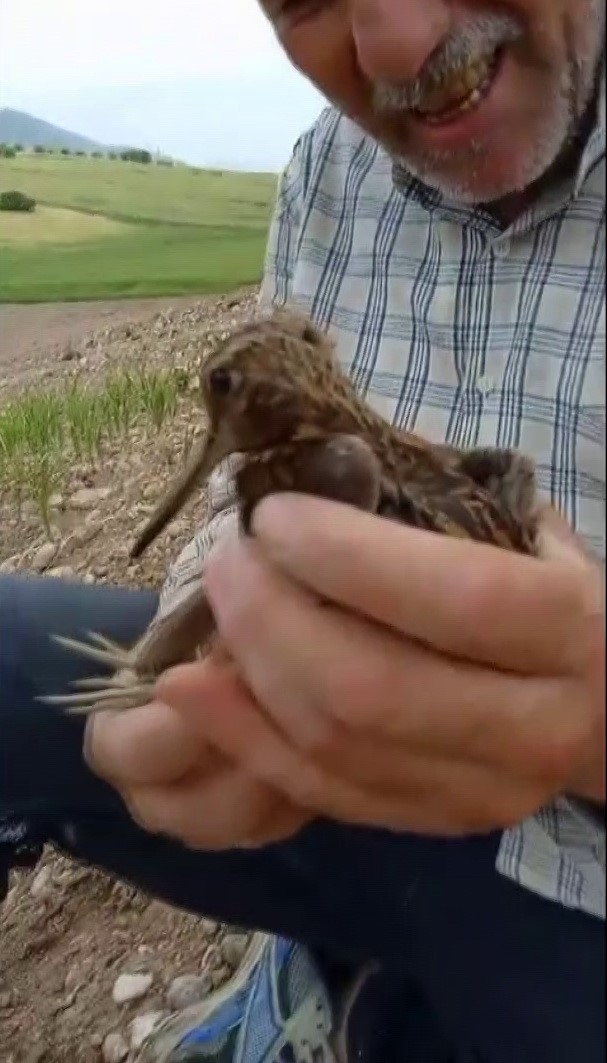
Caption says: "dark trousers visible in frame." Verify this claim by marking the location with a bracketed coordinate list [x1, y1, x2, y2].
[0, 573, 604, 1063]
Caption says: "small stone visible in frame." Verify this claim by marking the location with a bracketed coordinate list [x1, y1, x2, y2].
[70, 486, 112, 510]
[0, 555, 20, 573]
[129, 1011, 165, 1051]
[31, 542, 57, 572]
[47, 565, 76, 580]
[199, 918, 219, 938]
[220, 933, 249, 969]
[102, 1032, 129, 1063]
[30, 865, 52, 898]
[112, 971, 153, 1004]
[64, 964, 81, 993]
[0, 991, 13, 1009]
[71, 522, 102, 546]
[210, 966, 231, 990]
[166, 973, 212, 1011]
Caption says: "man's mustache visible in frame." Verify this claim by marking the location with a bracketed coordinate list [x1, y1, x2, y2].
[370, 11, 523, 114]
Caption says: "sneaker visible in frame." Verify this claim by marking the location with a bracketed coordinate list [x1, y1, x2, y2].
[136, 931, 338, 1063]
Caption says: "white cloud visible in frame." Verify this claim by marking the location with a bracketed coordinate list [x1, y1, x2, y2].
[0, 0, 326, 169]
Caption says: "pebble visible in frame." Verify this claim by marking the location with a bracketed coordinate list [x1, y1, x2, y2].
[71, 521, 103, 546]
[112, 972, 153, 1005]
[47, 565, 76, 580]
[70, 486, 112, 510]
[129, 1011, 166, 1051]
[102, 1032, 129, 1063]
[64, 964, 81, 993]
[220, 932, 250, 969]
[166, 973, 212, 1011]
[30, 866, 52, 899]
[0, 556, 18, 573]
[31, 542, 57, 572]
[210, 966, 231, 990]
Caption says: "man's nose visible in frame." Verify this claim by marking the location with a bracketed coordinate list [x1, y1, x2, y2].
[350, 0, 449, 83]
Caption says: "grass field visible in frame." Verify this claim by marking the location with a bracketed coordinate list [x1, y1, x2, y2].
[0, 153, 278, 302]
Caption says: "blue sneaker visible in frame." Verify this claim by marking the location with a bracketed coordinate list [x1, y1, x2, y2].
[136, 931, 339, 1063]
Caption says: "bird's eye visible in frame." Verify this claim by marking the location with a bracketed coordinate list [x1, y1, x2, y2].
[209, 367, 236, 395]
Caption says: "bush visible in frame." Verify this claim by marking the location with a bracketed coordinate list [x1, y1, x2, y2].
[75, 150, 86, 157]
[0, 144, 16, 158]
[13, 143, 24, 153]
[120, 148, 152, 164]
[33, 144, 46, 154]
[60, 147, 71, 156]
[156, 157, 174, 167]
[90, 150, 103, 158]
[108, 151, 117, 160]
[0, 190, 36, 213]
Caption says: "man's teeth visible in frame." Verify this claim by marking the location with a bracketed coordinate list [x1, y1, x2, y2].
[415, 56, 495, 120]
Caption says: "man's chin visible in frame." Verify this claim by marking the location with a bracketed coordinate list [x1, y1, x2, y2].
[393, 145, 552, 208]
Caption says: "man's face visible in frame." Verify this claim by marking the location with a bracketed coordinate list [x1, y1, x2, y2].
[261, 0, 605, 204]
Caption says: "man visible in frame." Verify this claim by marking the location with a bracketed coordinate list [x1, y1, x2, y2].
[1, 2, 605, 1061]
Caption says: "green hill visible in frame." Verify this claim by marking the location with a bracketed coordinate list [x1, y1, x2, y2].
[0, 109, 105, 152]
[0, 151, 278, 303]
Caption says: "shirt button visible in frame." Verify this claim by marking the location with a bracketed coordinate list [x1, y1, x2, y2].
[477, 375, 494, 395]
[493, 238, 511, 258]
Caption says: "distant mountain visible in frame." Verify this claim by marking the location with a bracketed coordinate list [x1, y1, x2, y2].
[0, 108, 105, 152]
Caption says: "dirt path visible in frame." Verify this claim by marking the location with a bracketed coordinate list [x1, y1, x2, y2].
[0, 297, 213, 395]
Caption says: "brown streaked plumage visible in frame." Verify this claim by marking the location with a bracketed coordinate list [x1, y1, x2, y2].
[40, 305, 539, 716]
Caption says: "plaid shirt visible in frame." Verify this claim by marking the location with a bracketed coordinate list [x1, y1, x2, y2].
[159, 72, 605, 920]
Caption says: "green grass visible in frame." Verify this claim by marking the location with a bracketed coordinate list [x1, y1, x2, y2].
[0, 153, 278, 302]
[0, 223, 269, 302]
[0, 367, 189, 533]
[0, 205, 129, 245]
[0, 153, 278, 226]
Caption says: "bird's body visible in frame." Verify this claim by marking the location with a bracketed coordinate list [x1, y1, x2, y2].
[42, 306, 539, 715]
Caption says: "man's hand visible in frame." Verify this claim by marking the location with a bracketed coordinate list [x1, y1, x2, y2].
[86, 497, 604, 850]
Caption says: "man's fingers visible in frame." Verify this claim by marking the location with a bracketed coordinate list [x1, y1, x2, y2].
[200, 538, 576, 779]
[154, 662, 549, 835]
[250, 494, 593, 673]
[84, 699, 214, 787]
[126, 767, 309, 851]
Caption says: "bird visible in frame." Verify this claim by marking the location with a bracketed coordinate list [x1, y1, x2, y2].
[40, 305, 540, 716]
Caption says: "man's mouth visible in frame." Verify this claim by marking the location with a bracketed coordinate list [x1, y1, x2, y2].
[412, 49, 502, 126]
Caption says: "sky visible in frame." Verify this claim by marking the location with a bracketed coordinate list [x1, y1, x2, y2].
[0, 0, 326, 170]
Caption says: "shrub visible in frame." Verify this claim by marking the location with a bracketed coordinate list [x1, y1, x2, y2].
[120, 148, 152, 164]
[156, 157, 174, 167]
[75, 150, 86, 157]
[60, 147, 71, 156]
[13, 143, 24, 152]
[33, 144, 46, 153]
[0, 144, 16, 158]
[90, 150, 103, 158]
[108, 151, 117, 160]
[0, 190, 36, 213]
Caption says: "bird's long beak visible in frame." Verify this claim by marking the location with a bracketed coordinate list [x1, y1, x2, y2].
[130, 425, 234, 558]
